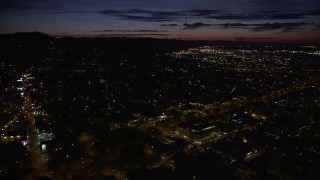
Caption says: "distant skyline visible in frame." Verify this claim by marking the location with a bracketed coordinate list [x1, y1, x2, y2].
[1, 0, 320, 42]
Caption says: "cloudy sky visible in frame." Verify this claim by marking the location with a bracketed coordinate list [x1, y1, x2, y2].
[1, 0, 320, 42]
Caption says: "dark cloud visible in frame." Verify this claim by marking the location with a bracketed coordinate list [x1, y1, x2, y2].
[235, 37, 253, 41]
[209, 14, 256, 20]
[94, 34, 192, 38]
[132, 8, 319, 21]
[53, 33, 191, 38]
[183, 22, 211, 30]
[115, 14, 174, 22]
[252, 0, 297, 9]
[252, 0, 320, 10]
[126, 9, 153, 14]
[0, 0, 62, 11]
[45, 8, 320, 22]
[183, 9, 223, 16]
[219, 23, 250, 28]
[92, 30, 169, 32]
[251, 22, 313, 32]
[100, 9, 180, 22]
[217, 22, 314, 33]
[96, 33, 170, 37]
[100, 9, 216, 22]
[208, 9, 320, 20]
[268, 9, 320, 20]
[160, 24, 178, 26]
[235, 37, 287, 41]
[101, 8, 180, 16]
[312, 24, 320, 30]
[47, 10, 97, 14]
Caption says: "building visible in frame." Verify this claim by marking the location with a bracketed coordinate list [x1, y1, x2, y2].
[176, 117, 220, 144]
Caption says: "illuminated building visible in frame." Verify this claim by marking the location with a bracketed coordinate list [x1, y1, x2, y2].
[176, 117, 220, 144]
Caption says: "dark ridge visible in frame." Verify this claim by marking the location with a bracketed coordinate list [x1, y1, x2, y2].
[0, 32, 318, 70]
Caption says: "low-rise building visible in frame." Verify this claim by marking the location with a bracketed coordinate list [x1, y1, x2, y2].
[176, 117, 220, 144]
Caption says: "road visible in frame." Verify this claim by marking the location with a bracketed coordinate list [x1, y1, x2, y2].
[22, 74, 52, 178]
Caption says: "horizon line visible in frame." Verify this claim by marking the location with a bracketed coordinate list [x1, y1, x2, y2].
[1, 31, 319, 44]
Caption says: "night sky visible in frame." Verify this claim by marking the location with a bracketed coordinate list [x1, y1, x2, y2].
[1, 0, 320, 42]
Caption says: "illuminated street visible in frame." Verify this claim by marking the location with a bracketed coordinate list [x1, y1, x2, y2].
[21, 74, 51, 178]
